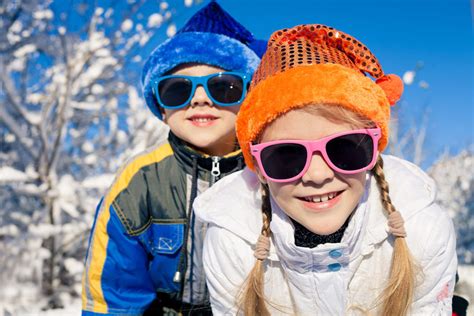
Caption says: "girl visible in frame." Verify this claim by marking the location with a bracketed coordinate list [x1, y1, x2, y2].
[194, 24, 457, 315]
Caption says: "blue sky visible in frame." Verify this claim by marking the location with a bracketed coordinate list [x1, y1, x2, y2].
[167, 0, 473, 168]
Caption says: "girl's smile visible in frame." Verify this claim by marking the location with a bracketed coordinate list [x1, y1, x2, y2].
[298, 190, 344, 211]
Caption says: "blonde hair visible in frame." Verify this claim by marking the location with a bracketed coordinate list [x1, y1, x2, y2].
[239, 104, 417, 316]
[237, 183, 272, 316]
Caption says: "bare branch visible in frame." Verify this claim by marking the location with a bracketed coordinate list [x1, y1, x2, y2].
[0, 105, 36, 158]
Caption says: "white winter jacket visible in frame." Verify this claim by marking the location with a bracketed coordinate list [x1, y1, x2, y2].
[194, 155, 457, 315]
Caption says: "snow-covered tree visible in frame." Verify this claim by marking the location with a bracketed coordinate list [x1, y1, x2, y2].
[0, 0, 186, 312]
[429, 149, 474, 264]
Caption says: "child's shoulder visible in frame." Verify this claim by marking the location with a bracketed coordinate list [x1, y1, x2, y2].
[368, 155, 441, 227]
[102, 138, 176, 209]
[100, 138, 184, 234]
[379, 155, 453, 236]
[381, 154, 436, 191]
[379, 155, 437, 214]
[194, 168, 263, 243]
[368, 155, 455, 257]
[110, 138, 174, 187]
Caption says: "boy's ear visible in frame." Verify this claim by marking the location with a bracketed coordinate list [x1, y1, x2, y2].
[160, 107, 167, 121]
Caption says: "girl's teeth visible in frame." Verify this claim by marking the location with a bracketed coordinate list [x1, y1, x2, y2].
[305, 192, 338, 203]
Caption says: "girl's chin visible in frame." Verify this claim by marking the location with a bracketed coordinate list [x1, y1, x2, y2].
[304, 223, 345, 236]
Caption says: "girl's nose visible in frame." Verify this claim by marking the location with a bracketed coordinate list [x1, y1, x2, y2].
[190, 85, 213, 107]
[301, 153, 335, 185]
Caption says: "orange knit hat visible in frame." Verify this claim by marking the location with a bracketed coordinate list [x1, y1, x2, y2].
[236, 24, 403, 171]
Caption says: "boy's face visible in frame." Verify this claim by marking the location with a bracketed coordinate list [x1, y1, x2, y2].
[256, 110, 367, 236]
[162, 64, 240, 156]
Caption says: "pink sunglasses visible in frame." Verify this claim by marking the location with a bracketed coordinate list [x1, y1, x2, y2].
[250, 128, 381, 183]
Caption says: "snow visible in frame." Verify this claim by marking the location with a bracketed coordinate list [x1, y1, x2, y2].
[147, 13, 163, 28]
[121, 19, 133, 32]
[13, 44, 37, 58]
[33, 9, 54, 20]
[167, 23, 177, 37]
[0, 2, 175, 312]
[8, 58, 26, 72]
[5, 133, 15, 143]
[139, 32, 150, 46]
[0, 166, 29, 182]
[10, 20, 23, 33]
[82, 174, 115, 190]
[91, 84, 104, 94]
[82, 141, 94, 153]
[27, 93, 45, 104]
[25, 111, 42, 125]
[403, 70, 415, 85]
[64, 258, 84, 275]
[0, 225, 20, 237]
[84, 154, 97, 165]
[95, 7, 104, 16]
[148, 13, 163, 28]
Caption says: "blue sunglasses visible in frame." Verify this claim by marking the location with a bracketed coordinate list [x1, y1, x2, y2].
[152, 72, 251, 109]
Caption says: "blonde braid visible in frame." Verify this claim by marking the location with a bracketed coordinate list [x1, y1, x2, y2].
[372, 155, 416, 316]
[238, 184, 272, 316]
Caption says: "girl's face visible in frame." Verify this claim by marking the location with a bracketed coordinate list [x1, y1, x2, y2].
[257, 110, 367, 235]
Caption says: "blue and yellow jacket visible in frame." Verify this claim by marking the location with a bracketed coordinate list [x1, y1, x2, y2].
[82, 131, 244, 315]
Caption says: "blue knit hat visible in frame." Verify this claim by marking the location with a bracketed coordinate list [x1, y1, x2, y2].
[141, 1, 266, 119]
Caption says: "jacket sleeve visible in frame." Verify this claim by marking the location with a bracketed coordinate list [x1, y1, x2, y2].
[82, 199, 156, 316]
[410, 204, 458, 315]
[203, 224, 256, 315]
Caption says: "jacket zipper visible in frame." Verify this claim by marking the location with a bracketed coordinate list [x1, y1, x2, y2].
[210, 156, 221, 185]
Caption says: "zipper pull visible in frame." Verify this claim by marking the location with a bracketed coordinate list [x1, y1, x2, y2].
[211, 156, 221, 182]
[173, 271, 181, 283]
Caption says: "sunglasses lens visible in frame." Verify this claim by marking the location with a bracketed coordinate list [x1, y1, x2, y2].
[158, 77, 192, 107]
[208, 74, 244, 104]
[261, 143, 307, 180]
[326, 133, 374, 171]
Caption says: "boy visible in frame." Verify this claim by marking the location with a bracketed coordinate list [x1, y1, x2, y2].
[81, 2, 264, 315]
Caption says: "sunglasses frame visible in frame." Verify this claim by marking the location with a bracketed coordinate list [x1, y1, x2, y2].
[152, 72, 251, 109]
[250, 128, 381, 183]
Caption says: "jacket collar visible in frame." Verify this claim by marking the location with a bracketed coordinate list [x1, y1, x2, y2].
[168, 131, 244, 179]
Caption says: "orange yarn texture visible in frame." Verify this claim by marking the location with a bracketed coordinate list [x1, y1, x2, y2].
[235, 24, 402, 171]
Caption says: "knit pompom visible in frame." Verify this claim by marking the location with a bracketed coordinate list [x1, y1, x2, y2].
[376, 74, 404, 106]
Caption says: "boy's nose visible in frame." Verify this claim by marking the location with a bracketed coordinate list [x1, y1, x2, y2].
[190, 85, 213, 107]
[301, 153, 335, 185]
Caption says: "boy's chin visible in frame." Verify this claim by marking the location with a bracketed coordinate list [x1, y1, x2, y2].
[186, 138, 233, 156]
